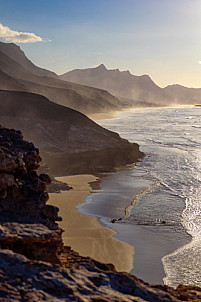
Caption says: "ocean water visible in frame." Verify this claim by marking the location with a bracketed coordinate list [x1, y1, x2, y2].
[81, 106, 201, 287]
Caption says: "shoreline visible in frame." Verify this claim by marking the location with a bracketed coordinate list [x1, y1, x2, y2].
[48, 169, 191, 285]
[48, 174, 135, 273]
[88, 105, 195, 121]
[77, 169, 191, 285]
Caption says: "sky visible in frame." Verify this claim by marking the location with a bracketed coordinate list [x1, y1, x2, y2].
[0, 0, 201, 88]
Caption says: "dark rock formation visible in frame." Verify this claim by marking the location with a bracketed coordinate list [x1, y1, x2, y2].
[0, 126, 59, 226]
[0, 125, 65, 268]
[0, 125, 200, 301]
[47, 178, 72, 193]
[0, 223, 62, 264]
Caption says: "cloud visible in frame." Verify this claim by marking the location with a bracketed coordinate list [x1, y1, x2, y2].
[199, 61, 201, 64]
[0, 23, 43, 43]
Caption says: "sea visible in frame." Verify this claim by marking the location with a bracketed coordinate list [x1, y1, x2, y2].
[79, 106, 201, 287]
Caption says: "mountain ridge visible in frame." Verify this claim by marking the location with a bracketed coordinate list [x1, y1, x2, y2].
[0, 89, 144, 175]
[0, 44, 126, 115]
[0, 42, 58, 79]
[60, 64, 201, 106]
[2, 41, 201, 110]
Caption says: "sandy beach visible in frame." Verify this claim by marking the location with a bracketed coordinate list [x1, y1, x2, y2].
[48, 174, 134, 273]
[48, 170, 190, 285]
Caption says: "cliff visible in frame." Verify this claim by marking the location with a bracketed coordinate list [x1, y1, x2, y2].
[0, 90, 144, 175]
[0, 125, 200, 301]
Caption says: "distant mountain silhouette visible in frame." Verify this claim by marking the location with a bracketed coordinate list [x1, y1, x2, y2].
[0, 43, 125, 115]
[163, 84, 201, 104]
[61, 64, 159, 99]
[2, 41, 200, 110]
[0, 42, 145, 175]
[0, 90, 143, 175]
[61, 64, 201, 106]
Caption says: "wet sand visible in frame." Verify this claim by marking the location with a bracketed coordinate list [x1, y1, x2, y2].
[49, 172, 190, 285]
[48, 174, 134, 273]
[78, 170, 190, 285]
[103, 220, 190, 284]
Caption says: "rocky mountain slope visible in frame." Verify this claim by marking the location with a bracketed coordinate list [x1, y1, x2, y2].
[61, 64, 201, 106]
[0, 69, 28, 92]
[0, 90, 144, 175]
[1, 41, 200, 110]
[0, 125, 200, 301]
[0, 42, 125, 115]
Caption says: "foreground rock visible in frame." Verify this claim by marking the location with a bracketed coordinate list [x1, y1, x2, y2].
[0, 125, 200, 301]
[0, 249, 180, 302]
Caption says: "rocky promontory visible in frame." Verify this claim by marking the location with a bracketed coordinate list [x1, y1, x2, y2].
[0, 90, 144, 175]
[0, 125, 201, 301]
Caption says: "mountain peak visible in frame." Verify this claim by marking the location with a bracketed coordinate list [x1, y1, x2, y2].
[95, 64, 107, 70]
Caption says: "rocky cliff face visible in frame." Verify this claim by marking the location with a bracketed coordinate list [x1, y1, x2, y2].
[0, 126, 56, 226]
[0, 125, 200, 301]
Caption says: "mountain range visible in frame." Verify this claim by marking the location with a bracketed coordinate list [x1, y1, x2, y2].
[61, 64, 201, 106]
[1, 41, 201, 175]
[1, 41, 201, 112]
[0, 42, 125, 115]
[0, 42, 146, 175]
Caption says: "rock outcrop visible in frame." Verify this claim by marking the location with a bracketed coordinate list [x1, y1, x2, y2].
[0, 125, 200, 301]
[0, 126, 57, 226]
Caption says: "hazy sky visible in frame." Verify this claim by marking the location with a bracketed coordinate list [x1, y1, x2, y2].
[0, 0, 201, 88]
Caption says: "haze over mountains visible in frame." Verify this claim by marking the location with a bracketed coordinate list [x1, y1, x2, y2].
[1, 41, 201, 112]
[0, 42, 58, 79]
[0, 89, 143, 175]
[0, 40, 201, 174]
[0, 42, 125, 115]
[0, 41, 146, 175]
[61, 64, 201, 106]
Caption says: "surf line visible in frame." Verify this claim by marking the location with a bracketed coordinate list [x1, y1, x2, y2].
[110, 182, 160, 223]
